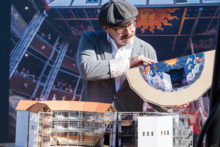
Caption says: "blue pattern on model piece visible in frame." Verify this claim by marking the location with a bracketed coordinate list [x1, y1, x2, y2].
[139, 53, 205, 92]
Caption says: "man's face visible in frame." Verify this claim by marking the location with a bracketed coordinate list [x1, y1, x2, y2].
[104, 20, 136, 47]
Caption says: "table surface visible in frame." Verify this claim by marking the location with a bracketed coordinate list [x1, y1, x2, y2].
[0, 143, 15, 147]
[0, 143, 110, 147]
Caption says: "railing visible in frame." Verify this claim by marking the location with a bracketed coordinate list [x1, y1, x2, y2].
[10, 74, 37, 97]
[10, 5, 28, 38]
[49, 0, 220, 8]
[10, 74, 81, 100]
[61, 56, 78, 73]
[40, 42, 69, 99]
[30, 35, 54, 57]
[10, 11, 46, 79]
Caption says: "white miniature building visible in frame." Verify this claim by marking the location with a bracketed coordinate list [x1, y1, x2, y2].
[15, 100, 116, 147]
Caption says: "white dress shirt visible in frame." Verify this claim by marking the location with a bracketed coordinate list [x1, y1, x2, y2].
[107, 34, 133, 92]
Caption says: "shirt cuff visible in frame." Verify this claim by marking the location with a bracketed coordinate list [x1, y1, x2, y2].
[110, 58, 130, 78]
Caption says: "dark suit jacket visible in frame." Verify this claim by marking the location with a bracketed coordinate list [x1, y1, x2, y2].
[77, 30, 157, 112]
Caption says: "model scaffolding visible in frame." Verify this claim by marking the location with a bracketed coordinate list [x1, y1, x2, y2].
[15, 100, 117, 147]
[15, 100, 193, 147]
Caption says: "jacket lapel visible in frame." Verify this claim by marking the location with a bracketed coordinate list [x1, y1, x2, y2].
[101, 32, 113, 60]
[131, 36, 141, 57]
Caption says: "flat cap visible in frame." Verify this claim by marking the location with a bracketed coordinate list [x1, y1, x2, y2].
[98, 0, 138, 27]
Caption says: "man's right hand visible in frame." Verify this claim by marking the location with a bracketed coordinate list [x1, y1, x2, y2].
[129, 55, 156, 68]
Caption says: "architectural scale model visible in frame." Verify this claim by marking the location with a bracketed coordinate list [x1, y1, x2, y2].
[15, 100, 117, 147]
[117, 112, 193, 147]
[15, 100, 193, 147]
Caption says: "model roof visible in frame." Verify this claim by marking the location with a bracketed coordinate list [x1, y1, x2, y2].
[27, 103, 51, 113]
[16, 100, 116, 113]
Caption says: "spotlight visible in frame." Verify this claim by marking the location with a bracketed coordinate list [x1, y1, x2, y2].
[25, 53, 29, 57]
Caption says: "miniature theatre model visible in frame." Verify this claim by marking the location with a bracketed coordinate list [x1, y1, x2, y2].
[15, 50, 213, 147]
[126, 50, 215, 107]
[15, 100, 117, 147]
[15, 100, 193, 147]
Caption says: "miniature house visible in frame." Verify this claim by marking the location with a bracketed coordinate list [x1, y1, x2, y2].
[117, 112, 193, 147]
[15, 100, 116, 147]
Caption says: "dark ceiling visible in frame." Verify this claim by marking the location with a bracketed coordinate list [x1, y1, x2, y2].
[47, 6, 219, 61]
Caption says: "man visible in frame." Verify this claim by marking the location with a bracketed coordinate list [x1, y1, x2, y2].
[77, 0, 158, 112]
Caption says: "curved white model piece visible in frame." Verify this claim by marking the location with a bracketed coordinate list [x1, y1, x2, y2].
[125, 50, 215, 107]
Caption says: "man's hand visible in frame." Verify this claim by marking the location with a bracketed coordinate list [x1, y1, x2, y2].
[129, 55, 156, 68]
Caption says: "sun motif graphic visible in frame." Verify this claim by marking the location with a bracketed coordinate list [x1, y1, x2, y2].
[136, 8, 179, 33]
[143, 66, 150, 74]
[164, 58, 178, 66]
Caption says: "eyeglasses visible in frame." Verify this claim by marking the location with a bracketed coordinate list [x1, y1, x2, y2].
[112, 21, 136, 34]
